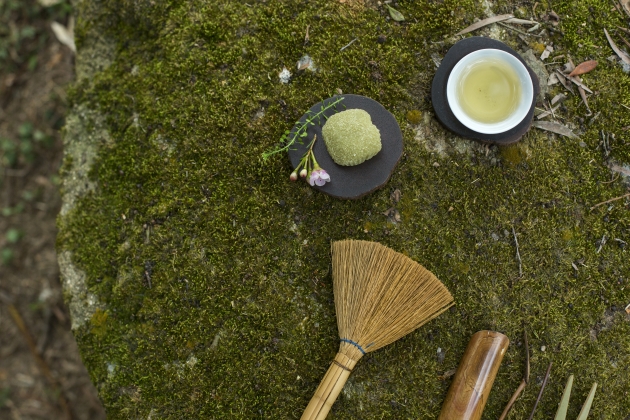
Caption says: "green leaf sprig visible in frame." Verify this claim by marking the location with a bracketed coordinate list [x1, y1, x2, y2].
[262, 96, 345, 161]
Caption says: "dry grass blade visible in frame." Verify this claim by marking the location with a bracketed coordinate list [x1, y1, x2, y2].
[605, 28, 630, 65]
[554, 375, 574, 420]
[620, 0, 630, 18]
[569, 60, 597, 77]
[532, 121, 578, 138]
[455, 14, 513, 36]
[301, 240, 454, 420]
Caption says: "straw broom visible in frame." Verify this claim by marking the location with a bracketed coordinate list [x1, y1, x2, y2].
[301, 240, 455, 420]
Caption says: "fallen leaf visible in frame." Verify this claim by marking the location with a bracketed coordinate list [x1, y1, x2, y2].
[532, 121, 578, 138]
[609, 163, 630, 177]
[551, 93, 567, 105]
[620, 0, 630, 18]
[548, 11, 560, 26]
[547, 73, 560, 85]
[577, 86, 592, 116]
[555, 70, 575, 94]
[604, 28, 630, 65]
[540, 45, 553, 61]
[391, 189, 401, 204]
[38, 0, 64, 5]
[50, 21, 75, 53]
[567, 75, 593, 93]
[382, 206, 395, 217]
[455, 14, 513, 36]
[569, 60, 597, 77]
[386, 4, 405, 22]
[438, 369, 457, 380]
[504, 18, 538, 25]
[561, 62, 575, 74]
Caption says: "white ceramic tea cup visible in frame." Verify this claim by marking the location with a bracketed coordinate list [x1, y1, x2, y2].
[446, 49, 534, 134]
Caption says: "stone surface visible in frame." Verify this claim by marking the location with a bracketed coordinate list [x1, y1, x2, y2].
[58, 1, 630, 418]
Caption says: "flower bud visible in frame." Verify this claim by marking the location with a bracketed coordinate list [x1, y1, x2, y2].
[299, 168, 308, 178]
[289, 171, 298, 181]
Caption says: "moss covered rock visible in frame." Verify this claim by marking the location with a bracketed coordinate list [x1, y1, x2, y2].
[58, 0, 630, 418]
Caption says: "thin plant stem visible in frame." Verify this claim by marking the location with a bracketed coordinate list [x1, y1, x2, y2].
[262, 96, 344, 160]
[527, 361, 553, 420]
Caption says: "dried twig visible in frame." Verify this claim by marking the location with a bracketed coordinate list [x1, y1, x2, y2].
[512, 226, 523, 277]
[596, 235, 607, 253]
[537, 104, 560, 120]
[500, 381, 527, 420]
[455, 14, 514, 36]
[498, 330, 531, 420]
[498, 21, 542, 37]
[340, 37, 358, 51]
[524, 330, 530, 381]
[304, 25, 310, 45]
[590, 192, 630, 210]
[527, 361, 553, 420]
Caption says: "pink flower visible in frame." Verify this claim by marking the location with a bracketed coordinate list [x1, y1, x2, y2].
[300, 168, 308, 178]
[309, 169, 331, 186]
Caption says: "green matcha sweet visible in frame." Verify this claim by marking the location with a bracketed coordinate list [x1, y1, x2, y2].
[321, 109, 382, 166]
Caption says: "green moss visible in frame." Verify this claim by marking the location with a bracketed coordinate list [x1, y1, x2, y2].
[406, 109, 422, 125]
[90, 308, 109, 338]
[57, 0, 630, 418]
[499, 143, 527, 167]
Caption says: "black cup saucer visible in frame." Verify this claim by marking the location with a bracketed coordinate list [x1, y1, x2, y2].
[431, 37, 540, 145]
[287, 94, 403, 200]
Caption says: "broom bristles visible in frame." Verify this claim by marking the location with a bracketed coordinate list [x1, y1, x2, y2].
[333, 239, 454, 354]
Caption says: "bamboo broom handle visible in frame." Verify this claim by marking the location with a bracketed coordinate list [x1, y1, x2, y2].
[301, 352, 359, 420]
[438, 330, 509, 420]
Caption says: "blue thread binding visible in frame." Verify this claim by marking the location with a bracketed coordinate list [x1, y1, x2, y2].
[340, 338, 366, 355]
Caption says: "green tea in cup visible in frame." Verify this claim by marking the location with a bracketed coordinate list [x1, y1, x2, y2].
[446, 49, 534, 134]
[457, 57, 522, 124]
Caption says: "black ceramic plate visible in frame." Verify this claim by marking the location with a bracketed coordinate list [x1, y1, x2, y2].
[287, 94, 403, 199]
[431, 37, 540, 145]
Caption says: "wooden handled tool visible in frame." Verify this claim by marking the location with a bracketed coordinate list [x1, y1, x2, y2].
[301, 240, 454, 420]
[439, 330, 509, 420]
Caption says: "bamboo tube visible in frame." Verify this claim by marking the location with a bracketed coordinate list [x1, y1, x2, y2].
[439, 330, 509, 420]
